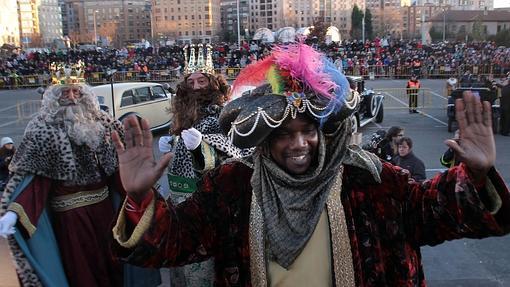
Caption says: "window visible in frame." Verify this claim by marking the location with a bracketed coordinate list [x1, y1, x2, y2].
[151, 86, 167, 99]
[135, 87, 151, 102]
[121, 90, 135, 107]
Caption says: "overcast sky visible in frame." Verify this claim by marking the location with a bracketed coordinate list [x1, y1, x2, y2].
[494, 0, 510, 8]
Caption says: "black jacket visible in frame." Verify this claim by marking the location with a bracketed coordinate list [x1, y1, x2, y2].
[393, 151, 426, 182]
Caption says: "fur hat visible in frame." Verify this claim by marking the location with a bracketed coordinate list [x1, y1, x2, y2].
[219, 43, 359, 148]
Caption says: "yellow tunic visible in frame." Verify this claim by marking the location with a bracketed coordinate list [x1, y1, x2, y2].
[268, 210, 332, 287]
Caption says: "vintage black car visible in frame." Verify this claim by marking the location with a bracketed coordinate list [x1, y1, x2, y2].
[346, 76, 385, 133]
[447, 87, 500, 133]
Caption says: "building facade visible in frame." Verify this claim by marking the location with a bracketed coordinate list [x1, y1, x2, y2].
[38, 0, 63, 46]
[248, 0, 364, 40]
[426, 9, 510, 39]
[0, 0, 20, 46]
[18, 0, 41, 47]
[220, 0, 249, 42]
[414, 0, 494, 10]
[152, 0, 222, 44]
[365, 0, 405, 38]
[402, 4, 449, 40]
[61, 0, 151, 48]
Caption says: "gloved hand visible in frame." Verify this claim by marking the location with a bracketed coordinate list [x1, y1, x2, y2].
[158, 136, 174, 154]
[0, 211, 18, 238]
[181, 128, 202, 151]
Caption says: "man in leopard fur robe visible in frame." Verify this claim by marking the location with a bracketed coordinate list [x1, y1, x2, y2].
[0, 83, 158, 287]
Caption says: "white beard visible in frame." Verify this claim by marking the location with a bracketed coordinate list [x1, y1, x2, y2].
[57, 104, 105, 151]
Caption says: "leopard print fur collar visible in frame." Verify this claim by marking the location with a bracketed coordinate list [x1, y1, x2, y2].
[9, 111, 122, 186]
[168, 113, 252, 203]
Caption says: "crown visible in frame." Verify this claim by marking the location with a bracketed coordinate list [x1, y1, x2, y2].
[183, 44, 215, 75]
[49, 60, 86, 85]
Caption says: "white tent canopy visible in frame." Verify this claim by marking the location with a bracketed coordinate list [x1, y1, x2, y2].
[296, 27, 312, 37]
[275, 27, 296, 43]
[253, 28, 275, 43]
[326, 26, 341, 44]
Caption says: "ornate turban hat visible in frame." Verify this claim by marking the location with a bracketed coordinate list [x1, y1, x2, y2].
[219, 43, 359, 148]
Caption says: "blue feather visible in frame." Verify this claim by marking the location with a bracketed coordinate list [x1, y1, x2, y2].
[318, 57, 350, 126]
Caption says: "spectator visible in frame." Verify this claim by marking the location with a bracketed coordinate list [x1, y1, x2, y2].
[406, 74, 421, 113]
[0, 137, 15, 191]
[374, 126, 404, 162]
[393, 137, 426, 183]
[440, 130, 461, 168]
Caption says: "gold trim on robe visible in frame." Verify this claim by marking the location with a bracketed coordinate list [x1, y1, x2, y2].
[112, 191, 156, 249]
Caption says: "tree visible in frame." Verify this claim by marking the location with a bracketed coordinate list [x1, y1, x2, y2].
[308, 19, 327, 43]
[470, 18, 487, 41]
[365, 9, 373, 40]
[221, 30, 235, 42]
[488, 29, 510, 46]
[351, 4, 364, 39]
[429, 26, 443, 42]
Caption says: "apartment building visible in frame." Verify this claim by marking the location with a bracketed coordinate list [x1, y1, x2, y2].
[0, 0, 20, 46]
[414, 0, 494, 10]
[220, 0, 249, 40]
[247, 0, 364, 39]
[39, 0, 63, 46]
[152, 0, 222, 43]
[18, 0, 41, 47]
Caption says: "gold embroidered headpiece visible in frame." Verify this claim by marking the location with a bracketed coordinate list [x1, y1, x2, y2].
[183, 44, 215, 75]
[50, 60, 86, 85]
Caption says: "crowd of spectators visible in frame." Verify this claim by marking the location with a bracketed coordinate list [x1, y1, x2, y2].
[0, 39, 509, 83]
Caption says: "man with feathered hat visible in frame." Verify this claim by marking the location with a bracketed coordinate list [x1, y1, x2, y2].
[0, 63, 160, 287]
[161, 44, 252, 286]
[111, 43, 510, 286]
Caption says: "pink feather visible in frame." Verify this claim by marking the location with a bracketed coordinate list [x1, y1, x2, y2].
[273, 43, 337, 99]
[231, 55, 276, 96]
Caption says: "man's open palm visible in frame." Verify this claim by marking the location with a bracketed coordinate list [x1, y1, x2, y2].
[112, 116, 172, 198]
[445, 91, 496, 174]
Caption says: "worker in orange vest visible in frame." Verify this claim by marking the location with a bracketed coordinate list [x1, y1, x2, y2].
[406, 74, 421, 113]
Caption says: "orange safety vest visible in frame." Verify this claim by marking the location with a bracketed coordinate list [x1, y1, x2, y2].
[407, 80, 420, 89]
[407, 80, 420, 95]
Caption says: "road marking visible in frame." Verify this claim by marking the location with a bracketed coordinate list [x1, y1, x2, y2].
[429, 90, 448, 100]
[381, 92, 447, 126]
[0, 119, 19, 128]
[0, 112, 38, 128]
[0, 104, 19, 113]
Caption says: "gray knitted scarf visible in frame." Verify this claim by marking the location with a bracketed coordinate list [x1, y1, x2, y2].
[251, 121, 382, 269]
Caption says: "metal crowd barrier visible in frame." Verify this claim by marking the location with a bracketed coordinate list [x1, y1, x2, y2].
[373, 88, 438, 109]
[0, 64, 508, 89]
[17, 100, 42, 120]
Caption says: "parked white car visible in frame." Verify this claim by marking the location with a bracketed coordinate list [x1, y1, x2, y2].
[91, 82, 172, 131]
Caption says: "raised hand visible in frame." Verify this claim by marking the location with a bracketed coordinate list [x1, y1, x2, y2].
[445, 91, 495, 179]
[112, 116, 173, 201]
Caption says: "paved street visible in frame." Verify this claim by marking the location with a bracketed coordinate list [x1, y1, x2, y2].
[1, 79, 510, 286]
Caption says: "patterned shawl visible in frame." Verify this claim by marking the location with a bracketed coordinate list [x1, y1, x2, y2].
[251, 120, 382, 268]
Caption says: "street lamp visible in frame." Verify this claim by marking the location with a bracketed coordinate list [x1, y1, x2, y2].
[362, 14, 365, 43]
[236, 0, 241, 50]
[442, 8, 446, 42]
[93, 10, 99, 46]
